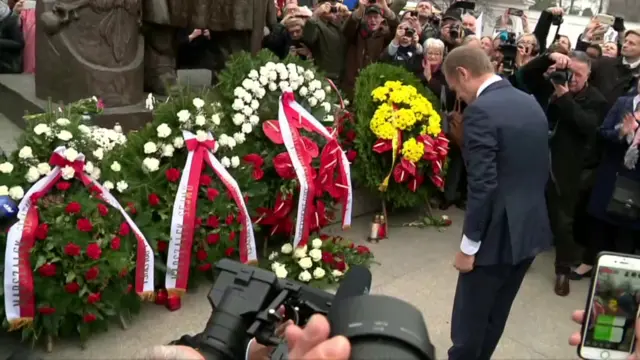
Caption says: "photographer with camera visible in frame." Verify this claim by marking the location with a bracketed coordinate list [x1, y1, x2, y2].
[342, 0, 398, 98]
[439, 9, 465, 52]
[517, 50, 608, 296]
[263, 6, 314, 60]
[380, 21, 422, 71]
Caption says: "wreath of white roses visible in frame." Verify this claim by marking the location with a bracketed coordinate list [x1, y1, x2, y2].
[224, 61, 337, 149]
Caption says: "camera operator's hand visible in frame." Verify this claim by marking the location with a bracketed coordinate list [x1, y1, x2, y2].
[314, 2, 331, 17]
[546, 7, 564, 16]
[248, 320, 294, 360]
[413, 32, 420, 45]
[285, 315, 351, 360]
[188, 29, 202, 42]
[552, 81, 569, 97]
[549, 52, 571, 69]
[336, 3, 350, 16]
[521, 12, 530, 32]
[394, 27, 405, 43]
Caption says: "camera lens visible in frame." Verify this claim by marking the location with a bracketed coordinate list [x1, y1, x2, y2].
[327, 295, 435, 360]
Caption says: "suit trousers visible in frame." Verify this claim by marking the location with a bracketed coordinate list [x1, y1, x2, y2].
[547, 185, 581, 274]
[448, 258, 534, 360]
[444, 145, 467, 203]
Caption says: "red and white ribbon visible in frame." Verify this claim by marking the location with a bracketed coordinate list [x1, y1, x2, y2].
[4, 147, 155, 329]
[165, 131, 257, 295]
[281, 93, 353, 229]
[278, 95, 316, 247]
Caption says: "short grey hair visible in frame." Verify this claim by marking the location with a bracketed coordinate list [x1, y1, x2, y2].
[424, 38, 445, 52]
[135, 346, 203, 360]
[569, 50, 592, 70]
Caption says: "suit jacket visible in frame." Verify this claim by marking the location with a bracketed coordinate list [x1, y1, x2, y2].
[462, 80, 552, 266]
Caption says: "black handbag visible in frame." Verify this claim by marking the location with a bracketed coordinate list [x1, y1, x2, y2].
[607, 175, 640, 220]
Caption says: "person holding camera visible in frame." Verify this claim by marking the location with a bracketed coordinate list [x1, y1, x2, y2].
[301, 0, 349, 84]
[380, 21, 422, 71]
[263, 7, 314, 60]
[439, 9, 465, 52]
[517, 50, 608, 296]
[342, 0, 398, 98]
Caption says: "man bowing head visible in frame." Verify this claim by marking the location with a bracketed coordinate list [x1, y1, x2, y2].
[442, 46, 552, 360]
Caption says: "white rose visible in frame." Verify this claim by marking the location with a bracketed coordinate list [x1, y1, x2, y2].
[221, 157, 231, 168]
[344, 99, 350, 106]
[308, 97, 318, 107]
[103, 181, 115, 190]
[297, 65, 305, 74]
[18, 146, 33, 159]
[242, 106, 253, 116]
[218, 134, 229, 146]
[268, 82, 278, 91]
[144, 142, 158, 154]
[233, 132, 246, 144]
[0, 162, 13, 174]
[304, 70, 315, 81]
[233, 113, 246, 126]
[311, 238, 323, 249]
[157, 123, 172, 138]
[271, 261, 283, 271]
[241, 123, 252, 134]
[268, 251, 279, 260]
[57, 130, 73, 141]
[313, 89, 326, 102]
[250, 100, 260, 110]
[110, 161, 121, 172]
[249, 115, 260, 126]
[234, 87, 246, 98]
[211, 113, 221, 125]
[195, 115, 206, 126]
[142, 157, 160, 173]
[196, 130, 208, 142]
[325, 85, 332, 93]
[299, 86, 308, 97]
[162, 144, 175, 157]
[332, 270, 343, 278]
[265, 61, 276, 70]
[242, 78, 255, 91]
[324, 115, 334, 123]
[248, 69, 259, 79]
[114, 123, 123, 133]
[291, 81, 300, 91]
[259, 76, 268, 86]
[61, 165, 75, 180]
[232, 98, 245, 111]
[268, 71, 278, 82]
[64, 148, 79, 162]
[116, 180, 128, 193]
[33, 123, 51, 136]
[231, 156, 240, 168]
[78, 124, 91, 134]
[0, 185, 8, 196]
[93, 148, 104, 160]
[227, 138, 237, 149]
[274, 266, 288, 279]
[281, 243, 293, 254]
[310, 80, 322, 91]
[145, 93, 155, 110]
[279, 81, 291, 92]
[298, 257, 313, 270]
[322, 102, 331, 112]
[313, 267, 326, 279]
[90, 168, 101, 180]
[256, 88, 266, 99]
[173, 137, 184, 149]
[9, 186, 24, 200]
[56, 118, 70, 126]
[25, 167, 40, 183]
[309, 248, 322, 262]
[84, 161, 94, 174]
[177, 109, 191, 122]
[298, 270, 312, 282]
[37, 162, 51, 175]
[293, 245, 307, 259]
[192, 97, 205, 109]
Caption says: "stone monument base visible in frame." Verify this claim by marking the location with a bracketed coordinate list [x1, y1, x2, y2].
[0, 74, 152, 131]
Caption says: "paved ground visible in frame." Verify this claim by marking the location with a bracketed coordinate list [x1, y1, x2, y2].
[0, 113, 587, 359]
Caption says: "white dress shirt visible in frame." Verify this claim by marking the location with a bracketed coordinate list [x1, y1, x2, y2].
[623, 57, 640, 70]
[459, 75, 503, 256]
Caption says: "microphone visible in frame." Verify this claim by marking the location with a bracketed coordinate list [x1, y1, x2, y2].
[333, 265, 372, 303]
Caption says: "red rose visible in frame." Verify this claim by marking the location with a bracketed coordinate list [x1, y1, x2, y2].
[65, 202, 82, 214]
[119, 268, 128, 277]
[56, 181, 71, 191]
[207, 188, 219, 201]
[127, 202, 137, 214]
[155, 289, 168, 305]
[64, 243, 81, 257]
[229, 231, 236, 242]
[87, 292, 101, 304]
[206, 215, 220, 228]
[38, 263, 56, 277]
[356, 245, 370, 254]
[224, 247, 234, 257]
[148, 193, 160, 207]
[165, 168, 181, 182]
[86, 243, 102, 260]
[125, 284, 133, 294]
[34, 223, 49, 240]
[348, 243, 355, 249]
[97, 203, 109, 217]
[206, 233, 220, 245]
[38, 306, 56, 315]
[111, 236, 121, 250]
[89, 185, 101, 195]
[195, 217, 203, 229]
[85, 266, 100, 281]
[166, 295, 181, 311]
[198, 263, 212, 271]
[321, 251, 335, 264]
[345, 130, 357, 142]
[252, 168, 265, 181]
[196, 249, 208, 261]
[64, 282, 80, 294]
[200, 175, 212, 187]
[83, 314, 97, 323]
[334, 261, 347, 272]
[346, 149, 358, 162]
[76, 218, 93, 232]
[225, 214, 234, 226]
[119, 222, 130, 236]
[157, 240, 168, 252]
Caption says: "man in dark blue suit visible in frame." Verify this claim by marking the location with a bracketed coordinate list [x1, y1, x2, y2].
[442, 46, 553, 360]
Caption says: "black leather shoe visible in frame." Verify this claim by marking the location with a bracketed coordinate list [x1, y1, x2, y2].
[569, 269, 593, 281]
[555, 274, 570, 296]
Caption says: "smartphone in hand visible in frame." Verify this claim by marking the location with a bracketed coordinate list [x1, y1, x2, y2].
[507, 8, 523, 17]
[578, 252, 640, 359]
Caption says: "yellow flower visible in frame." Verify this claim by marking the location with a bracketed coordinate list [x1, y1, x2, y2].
[401, 138, 425, 163]
[372, 87, 389, 102]
[426, 111, 442, 136]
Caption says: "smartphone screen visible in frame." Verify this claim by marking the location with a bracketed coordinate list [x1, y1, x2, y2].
[581, 256, 640, 359]
[507, 8, 523, 17]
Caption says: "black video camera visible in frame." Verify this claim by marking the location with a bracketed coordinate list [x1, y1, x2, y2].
[449, 0, 475, 11]
[449, 24, 464, 40]
[406, 28, 416, 37]
[495, 31, 517, 74]
[545, 69, 573, 85]
[330, 6, 338, 13]
[172, 259, 436, 360]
